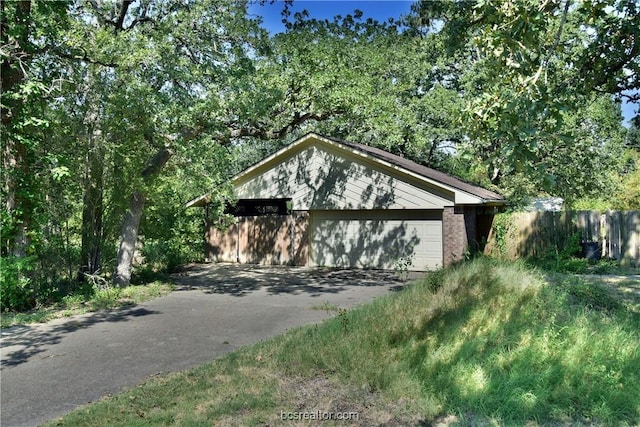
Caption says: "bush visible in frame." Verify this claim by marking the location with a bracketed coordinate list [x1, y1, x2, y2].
[139, 237, 201, 275]
[526, 230, 601, 273]
[1, 256, 37, 312]
[420, 266, 449, 292]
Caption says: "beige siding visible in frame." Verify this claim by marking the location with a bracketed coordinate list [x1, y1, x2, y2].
[235, 144, 454, 210]
[310, 210, 443, 271]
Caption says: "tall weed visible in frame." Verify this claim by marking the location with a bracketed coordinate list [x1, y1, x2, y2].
[275, 257, 640, 423]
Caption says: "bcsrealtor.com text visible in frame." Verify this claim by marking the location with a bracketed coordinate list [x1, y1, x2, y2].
[280, 410, 359, 421]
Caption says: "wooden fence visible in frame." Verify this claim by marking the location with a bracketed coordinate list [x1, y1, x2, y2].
[484, 210, 640, 267]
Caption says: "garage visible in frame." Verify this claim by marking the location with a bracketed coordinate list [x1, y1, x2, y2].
[187, 133, 505, 270]
[310, 210, 443, 270]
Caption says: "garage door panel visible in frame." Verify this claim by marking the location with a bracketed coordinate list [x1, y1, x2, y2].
[311, 210, 442, 271]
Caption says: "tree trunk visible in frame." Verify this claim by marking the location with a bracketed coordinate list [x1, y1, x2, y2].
[113, 147, 172, 286]
[79, 79, 104, 279]
[113, 189, 146, 287]
[426, 139, 438, 166]
[79, 145, 104, 277]
[1, 0, 32, 258]
[11, 146, 31, 258]
[488, 164, 502, 186]
[2, 138, 31, 257]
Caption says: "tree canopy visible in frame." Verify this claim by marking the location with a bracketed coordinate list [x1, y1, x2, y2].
[410, 0, 637, 199]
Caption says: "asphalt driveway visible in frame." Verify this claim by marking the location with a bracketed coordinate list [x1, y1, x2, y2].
[1, 264, 406, 427]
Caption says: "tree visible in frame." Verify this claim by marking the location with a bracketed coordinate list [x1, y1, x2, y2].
[226, 8, 465, 173]
[626, 114, 640, 151]
[72, 1, 376, 286]
[1, 0, 268, 291]
[411, 0, 639, 196]
[612, 115, 640, 208]
[1, 0, 69, 258]
[60, 0, 273, 286]
[531, 95, 625, 205]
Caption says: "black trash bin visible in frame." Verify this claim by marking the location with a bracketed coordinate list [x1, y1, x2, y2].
[581, 241, 601, 261]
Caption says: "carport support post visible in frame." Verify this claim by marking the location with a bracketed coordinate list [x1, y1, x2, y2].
[443, 206, 468, 266]
[236, 221, 240, 263]
[204, 203, 210, 262]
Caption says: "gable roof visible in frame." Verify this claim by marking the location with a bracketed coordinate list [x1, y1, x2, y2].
[322, 135, 504, 202]
[187, 132, 505, 208]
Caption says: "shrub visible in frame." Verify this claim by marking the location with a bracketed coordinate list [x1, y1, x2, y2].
[1, 256, 37, 312]
[138, 237, 202, 275]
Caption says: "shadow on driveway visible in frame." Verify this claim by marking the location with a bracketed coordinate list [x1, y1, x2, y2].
[1, 307, 159, 368]
[171, 263, 408, 297]
[1, 264, 411, 427]
[1, 264, 414, 369]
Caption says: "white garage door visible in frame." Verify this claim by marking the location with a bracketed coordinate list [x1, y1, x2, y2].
[310, 210, 443, 271]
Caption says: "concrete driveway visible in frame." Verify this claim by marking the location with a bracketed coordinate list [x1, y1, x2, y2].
[1, 264, 406, 427]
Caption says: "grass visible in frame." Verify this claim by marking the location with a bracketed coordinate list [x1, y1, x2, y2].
[1, 281, 174, 328]
[49, 258, 640, 426]
[526, 254, 639, 275]
[559, 274, 640, 315]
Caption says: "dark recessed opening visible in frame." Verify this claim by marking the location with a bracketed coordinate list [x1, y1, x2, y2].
[225, 198, 292, 217]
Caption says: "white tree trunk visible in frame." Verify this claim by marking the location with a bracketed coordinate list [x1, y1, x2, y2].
[113, 190, 146, 287]
[112, 147, 172, 287]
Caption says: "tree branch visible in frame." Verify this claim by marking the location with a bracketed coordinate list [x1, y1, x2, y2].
[222, 109, 345, 142]
[86, 0, 107, 27]
[141, 147, 173, 180]
[543, 0, 570, 69]
[621, 91, 640, 103]
[114, 0, 132, 32]
[55, 46, 119, 68]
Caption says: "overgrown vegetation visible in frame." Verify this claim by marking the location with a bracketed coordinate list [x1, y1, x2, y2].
[526, 229, 592, 273]
[523, 227, 638, 274]
[486, 210, 638, 274]
[49, 258, 640, 425]
[1, 281, 173, 328]
[529, 255, 636, 275]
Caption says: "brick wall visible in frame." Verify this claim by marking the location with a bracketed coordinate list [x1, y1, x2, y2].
[443, 206, 477, 266]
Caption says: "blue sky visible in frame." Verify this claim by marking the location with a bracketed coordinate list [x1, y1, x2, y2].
[248, 0, 413, 33]
[248, 1, 637, 126]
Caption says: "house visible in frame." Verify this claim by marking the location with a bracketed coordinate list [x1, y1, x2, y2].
[187, 133, 506, 271]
